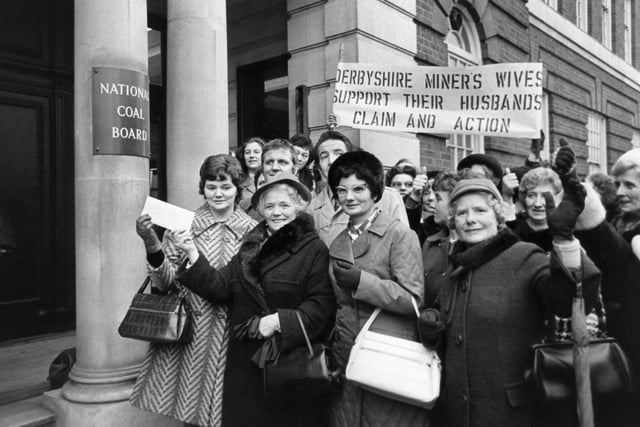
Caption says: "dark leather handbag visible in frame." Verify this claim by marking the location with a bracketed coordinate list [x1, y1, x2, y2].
[263, 311, 338, 400]
[525, 338, 633, 407]
[118, 277, 191, 344]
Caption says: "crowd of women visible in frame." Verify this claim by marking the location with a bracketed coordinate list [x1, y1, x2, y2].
[127, 128, 640, 427]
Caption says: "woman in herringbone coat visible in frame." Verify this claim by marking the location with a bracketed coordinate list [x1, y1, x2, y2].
[130, 154, 257, 427]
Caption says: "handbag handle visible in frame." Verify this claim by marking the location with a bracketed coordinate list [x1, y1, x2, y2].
[137, 277, 152, 293]
[355, 296, 421, 343]
[294, 311, 314, 358]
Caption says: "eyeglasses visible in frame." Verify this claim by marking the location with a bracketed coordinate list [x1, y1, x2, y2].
[335, 184, 368, 197]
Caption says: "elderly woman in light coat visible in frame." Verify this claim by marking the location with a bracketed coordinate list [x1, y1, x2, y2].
[326, 151, 428, 427]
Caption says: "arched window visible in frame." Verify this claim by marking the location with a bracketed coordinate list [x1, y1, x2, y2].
[445, 7, 484, 167]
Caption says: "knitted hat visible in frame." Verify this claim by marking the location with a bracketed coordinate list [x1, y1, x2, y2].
[251, 171, 311, 209]
[449, 178, 504, 204]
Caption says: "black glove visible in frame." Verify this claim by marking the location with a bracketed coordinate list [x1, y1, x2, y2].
[333, 261, 361, 291]
[544, 185, 585, 240]
[417, 308, 445, 350]
[553, 146, 576, 178]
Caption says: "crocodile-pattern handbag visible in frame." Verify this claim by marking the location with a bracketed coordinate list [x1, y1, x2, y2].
[118, 277, 191, 344]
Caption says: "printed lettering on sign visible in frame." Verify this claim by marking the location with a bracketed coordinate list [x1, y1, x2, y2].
[92, 67, 151, 157]
[332, 62, 544, 138]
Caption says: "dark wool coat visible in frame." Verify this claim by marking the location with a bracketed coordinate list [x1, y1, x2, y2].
[576, 221, 640, 425]
[507, 212, 553, 252]
[178, 213, 336, 427]
[328, 212, 430, 427]
[438, 228, 600, 427]
[422, 227, 452, 308]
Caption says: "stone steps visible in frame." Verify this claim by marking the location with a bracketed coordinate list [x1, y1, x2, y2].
[0, 396, 55, 427]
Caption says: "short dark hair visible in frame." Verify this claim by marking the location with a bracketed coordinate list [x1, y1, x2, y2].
[199, 154, 246, 205]
[235, 137, 266, 174]
[315, 130, 354, 160]
[289, 134, 315, 165]
[386, 164, 417, 186]
[432, 171, 461, 194]
[328, 151, 384, 202]
[262, 138, 296, 165]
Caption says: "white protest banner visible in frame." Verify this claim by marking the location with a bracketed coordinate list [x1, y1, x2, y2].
[332, 62, 543, 138]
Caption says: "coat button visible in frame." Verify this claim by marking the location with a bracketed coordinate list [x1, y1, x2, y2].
[461, 393, 468, 405]
[455, 335, 463, 345]
[461, 283, 468, 292]
[223, 237, 230, 243]
[440, 272, 446, 277]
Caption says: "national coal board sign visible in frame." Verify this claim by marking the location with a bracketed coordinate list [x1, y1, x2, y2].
[92, 67, 150, 157]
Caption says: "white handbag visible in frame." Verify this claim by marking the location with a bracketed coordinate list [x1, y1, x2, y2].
[345, 301, 441, 409]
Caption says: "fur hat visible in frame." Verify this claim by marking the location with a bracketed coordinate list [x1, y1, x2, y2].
[251, 171, 311, 209]
[449, 178, 504, 205]
[574, 181, 607, 231]
[328, 151, 384, 202]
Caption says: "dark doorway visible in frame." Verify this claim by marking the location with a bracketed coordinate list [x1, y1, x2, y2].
[0, 0, 75, 340]
[237, 55, 289, 142]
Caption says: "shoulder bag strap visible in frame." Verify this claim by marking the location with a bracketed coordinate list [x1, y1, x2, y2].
[294, 310, 314, 357]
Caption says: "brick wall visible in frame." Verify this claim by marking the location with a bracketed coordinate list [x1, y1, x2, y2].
[414, 0, 640, 174]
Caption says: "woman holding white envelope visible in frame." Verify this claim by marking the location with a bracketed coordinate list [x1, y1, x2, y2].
[326, 151, 430, 427]
[130, 154, 257, 427]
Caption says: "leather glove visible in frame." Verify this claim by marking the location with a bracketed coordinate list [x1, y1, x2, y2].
[553, 146, 576, 178]
[544, 184, 585, 240]
[417, 308, 445, 350]
[333, 261, 361, 291]
[136, 214, 162, 253]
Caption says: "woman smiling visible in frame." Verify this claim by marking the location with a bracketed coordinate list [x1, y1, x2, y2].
[173, 172, 335, 427]
[326, 151, 427, 427]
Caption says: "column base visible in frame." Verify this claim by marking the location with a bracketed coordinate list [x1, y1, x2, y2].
[43, 389, 181, 427]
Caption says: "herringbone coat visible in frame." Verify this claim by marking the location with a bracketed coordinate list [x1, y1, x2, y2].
[130, 205, 256, 427]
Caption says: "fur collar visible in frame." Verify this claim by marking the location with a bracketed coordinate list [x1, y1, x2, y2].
[450, 227, 519, 275]
[238, 213, 316, 309]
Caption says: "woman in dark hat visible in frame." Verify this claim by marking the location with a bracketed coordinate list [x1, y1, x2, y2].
[173, 172, 336, 427]
[326, 150, 428, 427]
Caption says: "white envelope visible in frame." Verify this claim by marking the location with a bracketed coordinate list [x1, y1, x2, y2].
[140, 197, 195, 231]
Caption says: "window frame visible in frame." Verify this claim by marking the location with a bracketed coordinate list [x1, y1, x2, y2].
[602, 0, 612, 49]
[624, 0, 633, 63]
[577, 0, 589, 32]
[445, 7, 484, 167]
[586, 113, 607, 175]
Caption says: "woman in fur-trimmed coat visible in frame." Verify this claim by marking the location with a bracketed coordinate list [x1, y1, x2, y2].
[175, 173, 336, 427]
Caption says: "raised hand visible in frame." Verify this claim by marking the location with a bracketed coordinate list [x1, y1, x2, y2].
[135, 214, 162, 253]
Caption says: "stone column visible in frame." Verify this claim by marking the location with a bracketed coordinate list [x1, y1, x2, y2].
[43, 0, 179, 425]
[166, 0, 229, 209]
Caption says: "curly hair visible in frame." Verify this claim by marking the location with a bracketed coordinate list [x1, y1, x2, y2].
[385, 164, 417, 187]
[518, 167, 562, 207]
[199, 154, 246, 205]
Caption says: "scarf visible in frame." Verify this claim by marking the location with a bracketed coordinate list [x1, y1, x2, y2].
[449, 227, 519, 276]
